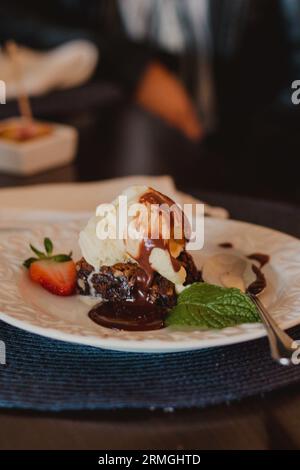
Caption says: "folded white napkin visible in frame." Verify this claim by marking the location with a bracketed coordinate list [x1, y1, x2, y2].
[0, 40, 99, 100]
[0, 175, 228, 226]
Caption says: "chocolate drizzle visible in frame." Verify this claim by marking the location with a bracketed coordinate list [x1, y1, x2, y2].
[133, 237, 165, 287]
[133, 188, 189, 284]
[247, 253, 270, 268]
[218, 242, 233, 248]
[131, 267, 152, 300]
[246, 264, 267, 295]
[245, 253, 269, 296]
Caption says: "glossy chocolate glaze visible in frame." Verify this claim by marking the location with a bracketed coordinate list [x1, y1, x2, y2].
[88, 301, 168, 331]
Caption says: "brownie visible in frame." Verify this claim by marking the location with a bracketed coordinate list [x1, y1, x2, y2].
[76, 251, 201, 307]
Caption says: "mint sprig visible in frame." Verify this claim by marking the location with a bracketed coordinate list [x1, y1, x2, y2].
[23, 238, 73, 268]
[166, 283, 260, 329]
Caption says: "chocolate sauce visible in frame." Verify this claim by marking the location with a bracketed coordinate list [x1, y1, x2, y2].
[218, 242, 233, 248]
[132, 267, 152, 300]
[88, 301, 168, 331]
[246, 265, 267, 295]
[88, 261, 169, 332]
[133, 188, 189, 283]
[247, 253, 270, 268]
[134, 237, 165, 286]
[139, 189, 176, 208]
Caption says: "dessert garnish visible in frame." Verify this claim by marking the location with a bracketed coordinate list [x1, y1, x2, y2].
[166, 283, 260, 328]
[23, 238, 76, 296]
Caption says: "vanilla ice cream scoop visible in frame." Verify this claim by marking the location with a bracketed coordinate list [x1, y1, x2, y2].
[79, 185, 189, 286]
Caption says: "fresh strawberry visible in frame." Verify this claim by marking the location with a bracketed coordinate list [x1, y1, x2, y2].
[29, 259, 76, 296]
[23, 238, 76, 296]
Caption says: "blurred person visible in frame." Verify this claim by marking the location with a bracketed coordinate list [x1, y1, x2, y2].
[0, 0, 289, 141]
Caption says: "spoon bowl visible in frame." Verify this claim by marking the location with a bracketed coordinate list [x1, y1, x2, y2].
[202, 252, 296, 365]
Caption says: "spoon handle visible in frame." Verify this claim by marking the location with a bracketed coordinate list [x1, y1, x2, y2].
[249, 294, 297, 366]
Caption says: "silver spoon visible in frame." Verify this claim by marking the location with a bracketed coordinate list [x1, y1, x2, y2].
[202, 253, 297, 366]
[247, 292, 297, 366]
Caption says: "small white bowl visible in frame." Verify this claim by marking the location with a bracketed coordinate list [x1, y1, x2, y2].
[0, 117, 78, 175]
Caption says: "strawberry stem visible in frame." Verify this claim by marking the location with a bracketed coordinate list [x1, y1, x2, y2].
[30, 244, 45, 258]
[23, 238, 73, 269]
[44, 238, 53, 255]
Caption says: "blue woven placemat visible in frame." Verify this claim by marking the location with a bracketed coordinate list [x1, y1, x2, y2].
[1, 320, 300, 411]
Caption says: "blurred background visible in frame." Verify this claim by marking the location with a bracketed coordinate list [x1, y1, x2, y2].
[0, 0, 299, 203]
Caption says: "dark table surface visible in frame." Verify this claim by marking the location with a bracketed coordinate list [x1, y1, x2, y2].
[0, 84, 300, 450]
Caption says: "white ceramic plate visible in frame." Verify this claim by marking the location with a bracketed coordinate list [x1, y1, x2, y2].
[0, 216, 300, 353]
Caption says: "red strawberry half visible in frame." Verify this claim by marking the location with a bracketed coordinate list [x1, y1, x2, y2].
[23, 237, 76, 296]
[29, 259, 76, 296]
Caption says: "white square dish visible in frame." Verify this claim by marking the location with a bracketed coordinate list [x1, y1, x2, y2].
[0, 117, 78, 175]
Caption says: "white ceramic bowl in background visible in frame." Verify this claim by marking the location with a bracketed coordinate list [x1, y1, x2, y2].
[0, 117, 78, 175]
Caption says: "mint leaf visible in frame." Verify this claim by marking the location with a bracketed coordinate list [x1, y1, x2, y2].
[166, 283, 260, 329]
